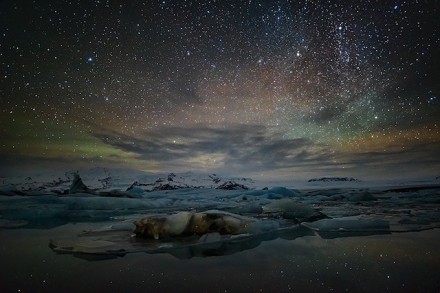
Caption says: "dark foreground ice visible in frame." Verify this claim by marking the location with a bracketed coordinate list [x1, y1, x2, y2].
[1, 170, 439, 291]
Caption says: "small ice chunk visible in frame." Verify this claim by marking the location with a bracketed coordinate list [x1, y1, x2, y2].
[268, 187, 300, 197]
[303, 216, 389, 231]
[262, 199, 325, 221]
[246, 187, 300, 198]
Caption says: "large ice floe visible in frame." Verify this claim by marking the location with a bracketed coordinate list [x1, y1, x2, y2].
[1, 168, 440, 260]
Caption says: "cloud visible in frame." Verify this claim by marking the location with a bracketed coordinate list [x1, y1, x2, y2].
[91, 124, 440, 179]
[2, 122, 438, 180]
[92, 124, 331, 172]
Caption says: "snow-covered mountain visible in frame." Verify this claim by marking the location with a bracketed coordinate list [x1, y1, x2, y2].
[0, 167, 257, 196]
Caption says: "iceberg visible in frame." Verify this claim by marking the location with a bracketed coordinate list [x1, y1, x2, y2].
[133, 210, 278, 239]
[49, 220, 314, 259]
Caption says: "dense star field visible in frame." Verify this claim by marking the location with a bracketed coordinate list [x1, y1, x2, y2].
[0, 0, 439, 179]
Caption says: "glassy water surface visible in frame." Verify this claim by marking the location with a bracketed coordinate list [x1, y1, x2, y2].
[1, 226, 439, 292]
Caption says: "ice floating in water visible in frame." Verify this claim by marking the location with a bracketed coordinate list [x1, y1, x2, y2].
[1, 169, 440, 259]
[245, 187, 300, 198]
[49, 222, 314, 260]
[262, 199, 326, 221]
[133, 210, 279, 239]
[303, 216, 390, 231]
[302, 216, 391, 239]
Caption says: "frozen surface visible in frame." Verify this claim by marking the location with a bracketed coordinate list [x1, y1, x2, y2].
[1, 169, 440, 259]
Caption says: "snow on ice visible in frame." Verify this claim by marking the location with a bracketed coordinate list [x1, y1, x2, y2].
[1, 168, 439, 259]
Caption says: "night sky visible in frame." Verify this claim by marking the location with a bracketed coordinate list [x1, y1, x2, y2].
[1, 0, 439, 180]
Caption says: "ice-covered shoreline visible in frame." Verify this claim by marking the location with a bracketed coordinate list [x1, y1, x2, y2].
[0, 168, 439, 259]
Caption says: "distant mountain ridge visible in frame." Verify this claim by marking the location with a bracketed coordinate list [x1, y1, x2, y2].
[0, 168, 256, 196]
[308, 177, 361, 183]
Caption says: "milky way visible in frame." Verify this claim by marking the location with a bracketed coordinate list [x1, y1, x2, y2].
[1, 0, 439, 179]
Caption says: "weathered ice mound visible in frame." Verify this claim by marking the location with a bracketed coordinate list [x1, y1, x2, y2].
[308, 177, 360, 183]
[134, 210, 266, 239]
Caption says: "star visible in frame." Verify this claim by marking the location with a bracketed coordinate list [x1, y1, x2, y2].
[0, 0, 438, 179]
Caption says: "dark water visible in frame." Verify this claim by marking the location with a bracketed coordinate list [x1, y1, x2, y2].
[1, 225, 439, 292]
